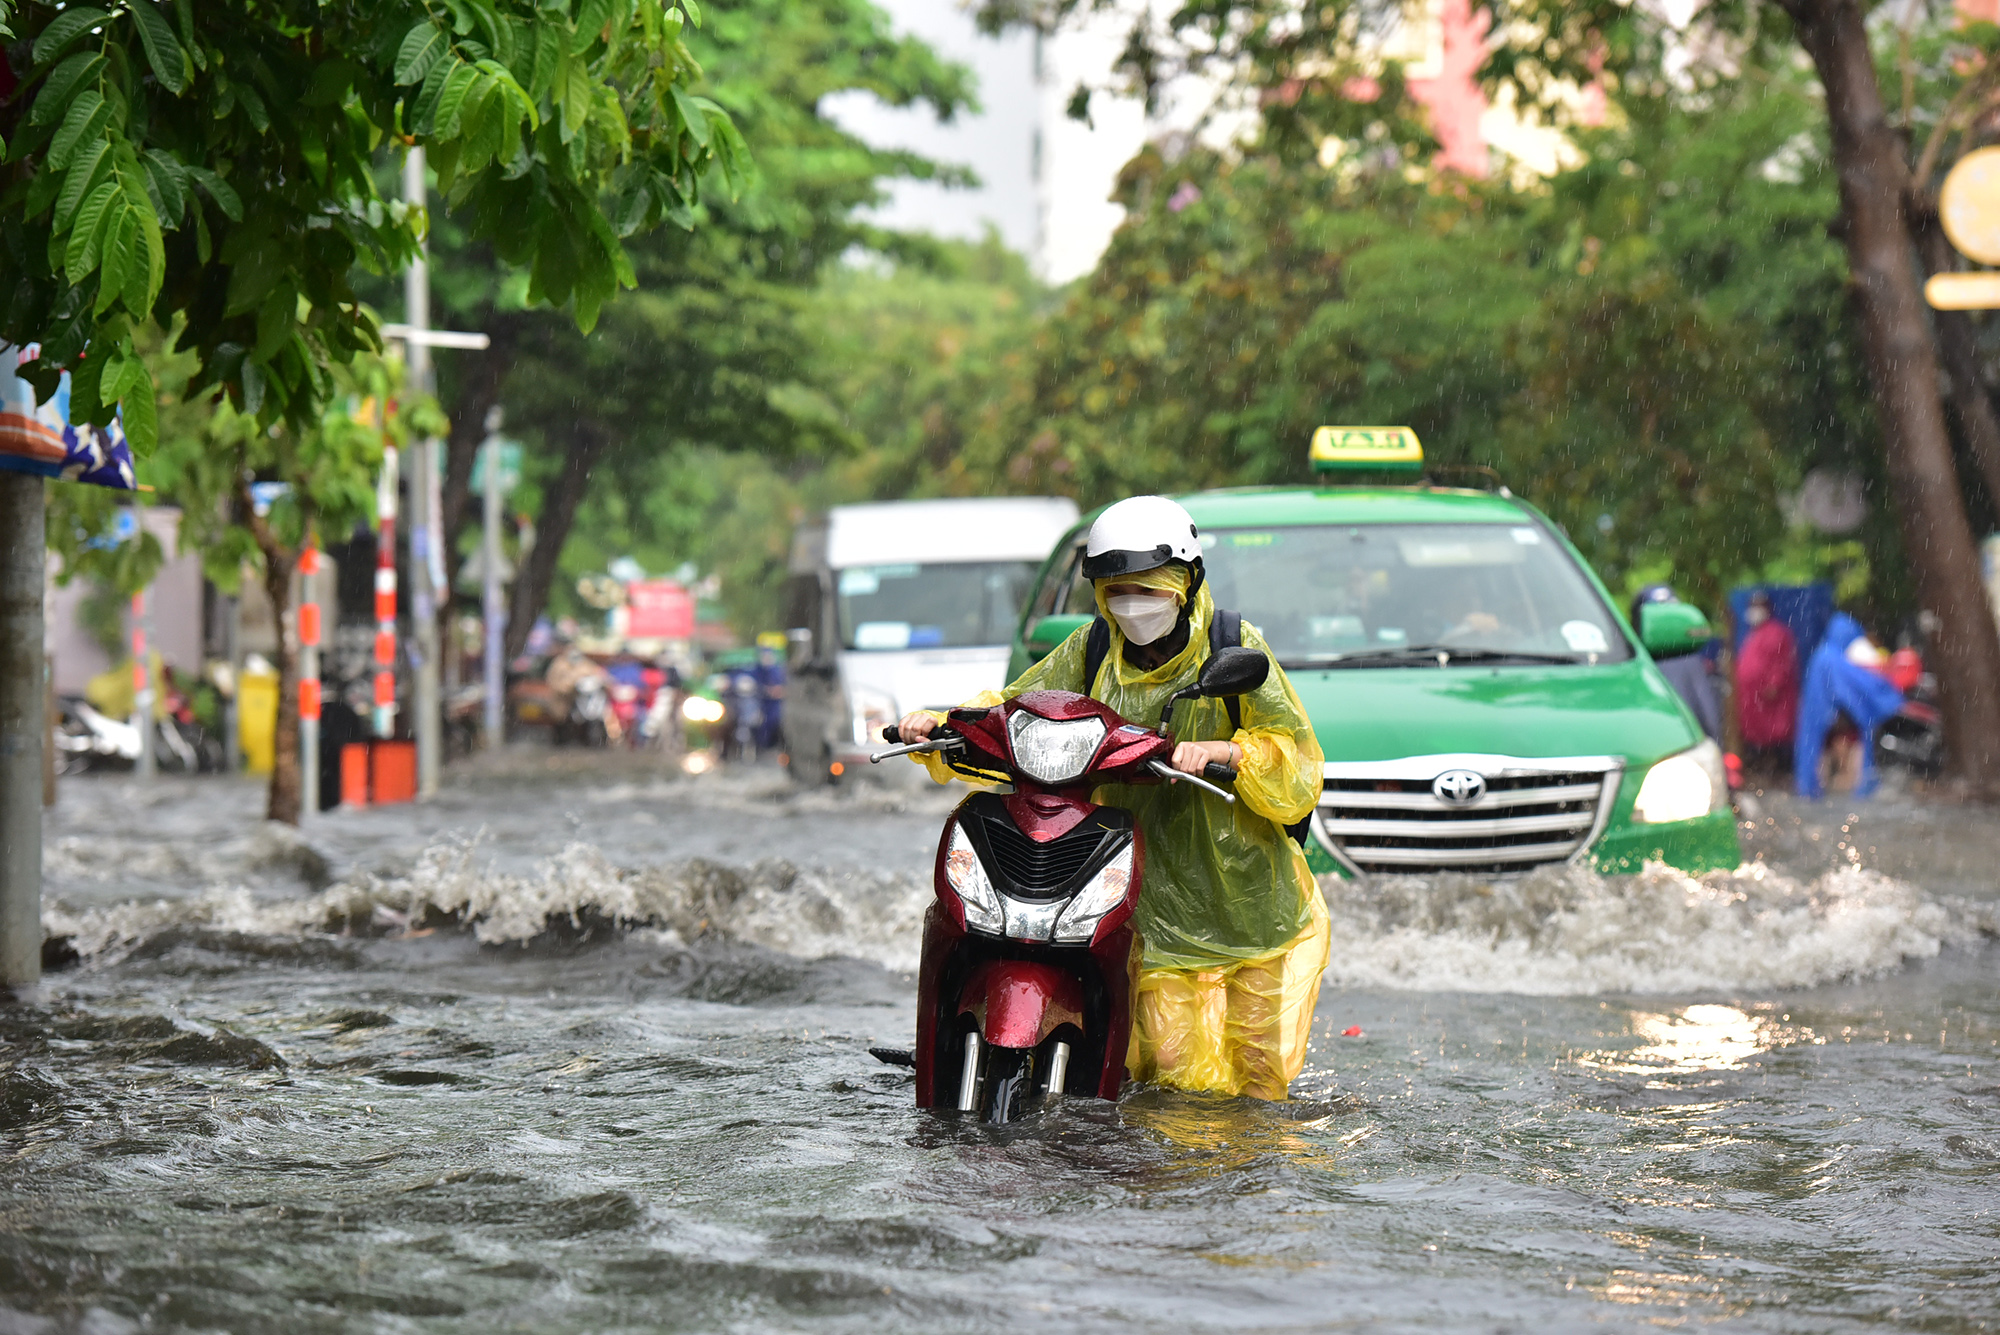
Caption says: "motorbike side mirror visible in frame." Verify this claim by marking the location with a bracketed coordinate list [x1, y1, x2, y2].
[1198, 646, 1270, 698]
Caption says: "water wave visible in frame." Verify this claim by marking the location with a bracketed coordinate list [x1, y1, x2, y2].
[1318, 860, 1997, 994]
[44, 833, 932, 974]
[41, 830, 1995, 994]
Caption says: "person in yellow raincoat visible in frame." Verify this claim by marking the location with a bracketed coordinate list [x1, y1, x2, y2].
[897, 496, 1329, 1100]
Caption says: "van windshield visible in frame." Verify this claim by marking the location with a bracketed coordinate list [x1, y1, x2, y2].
[1200, 523, 1631, 667]
[837, 562, 1039, 651]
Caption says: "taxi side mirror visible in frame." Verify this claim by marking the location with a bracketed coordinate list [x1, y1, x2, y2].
[1025, 613, 1093, 662]
[1639, 602, 1712, 658]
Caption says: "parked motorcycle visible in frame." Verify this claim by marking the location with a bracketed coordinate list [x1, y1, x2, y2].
[868, 646, 1270, 1124]
[1878, 669, 1943, 777]
[53, 696, 218, 774]
[561, 675, 612, 747]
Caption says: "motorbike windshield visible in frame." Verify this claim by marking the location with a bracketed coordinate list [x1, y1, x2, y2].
[836, 561, 1039, 651]
[1200, 523, 1633, 667]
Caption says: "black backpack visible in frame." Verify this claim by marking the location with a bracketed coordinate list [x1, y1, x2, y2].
[1081, 611, 1314, 849]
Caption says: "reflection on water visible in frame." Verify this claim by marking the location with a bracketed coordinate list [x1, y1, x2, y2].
[1585, 1002, 1827, 1076]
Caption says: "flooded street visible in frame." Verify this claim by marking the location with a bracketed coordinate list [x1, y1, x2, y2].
[5, 758, 1997, 1332]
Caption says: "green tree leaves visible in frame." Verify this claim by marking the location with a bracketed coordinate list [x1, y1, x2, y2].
[395, 22, 452, 86]
[128, 1, 186, 93]
[2, 0, 747, 455]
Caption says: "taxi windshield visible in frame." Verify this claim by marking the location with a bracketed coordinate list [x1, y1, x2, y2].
[837, 561, 1038, 651]
[1200, 522, 1631, 667]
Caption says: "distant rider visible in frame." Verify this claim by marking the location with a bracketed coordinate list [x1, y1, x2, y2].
[897, 496, 1329, 1101]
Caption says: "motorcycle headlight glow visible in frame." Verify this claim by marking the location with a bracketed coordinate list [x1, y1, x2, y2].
[1634, 738, 1726, 824]
[944, 821, 1005, 934]
[1006, 711, 1107, 785]
[1053, 843, 1136, 943]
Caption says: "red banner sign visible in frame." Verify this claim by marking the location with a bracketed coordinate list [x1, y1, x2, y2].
[626, 580, 694, 639]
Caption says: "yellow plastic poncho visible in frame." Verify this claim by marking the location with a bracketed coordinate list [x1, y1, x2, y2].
[913, 566, 1330, 1100]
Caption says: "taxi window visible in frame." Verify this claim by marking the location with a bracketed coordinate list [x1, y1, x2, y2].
[1030, 541, 1095, 619]
[1200, 523, 1630, 665]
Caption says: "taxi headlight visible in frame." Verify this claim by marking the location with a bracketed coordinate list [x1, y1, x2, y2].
[1052, 843, 1136, 943]
[1634, 739, 1726, 824]
[943, 821, 1004, 934]
[1006, 712, 1106, 785]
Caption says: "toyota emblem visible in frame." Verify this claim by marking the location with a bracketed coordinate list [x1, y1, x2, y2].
[1432, 769, 1487, 805]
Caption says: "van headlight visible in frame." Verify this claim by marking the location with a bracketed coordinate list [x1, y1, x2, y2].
[1053, 842, 1136, 943]
[1006, 711, 1107, 785]
[1634, 739, 1727, 823]
[850, 687, 898, 746]
[943, 821, 1004, 934]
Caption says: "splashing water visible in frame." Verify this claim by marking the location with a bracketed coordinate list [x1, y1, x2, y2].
[43, 829, 1991, 995]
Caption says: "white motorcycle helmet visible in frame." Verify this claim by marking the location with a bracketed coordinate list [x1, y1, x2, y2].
[1081, 495, 1203, 581]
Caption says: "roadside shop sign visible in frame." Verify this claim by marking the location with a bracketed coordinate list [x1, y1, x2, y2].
[1931, 147, 2000, 310]
[0, 344, 137, 489]
[626, 580, 695, 640]
[469, 438, 523, 494]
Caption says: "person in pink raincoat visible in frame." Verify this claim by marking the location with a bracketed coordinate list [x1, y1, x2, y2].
[1735, 592, 1798, 778]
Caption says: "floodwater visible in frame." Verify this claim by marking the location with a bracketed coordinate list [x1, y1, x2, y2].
[6, 757, 1997, 1333]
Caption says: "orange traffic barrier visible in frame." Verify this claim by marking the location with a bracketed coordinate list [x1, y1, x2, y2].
[340, 743, 370, 807]
[370, 740, 417, 804]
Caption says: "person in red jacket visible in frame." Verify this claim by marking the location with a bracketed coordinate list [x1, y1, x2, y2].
[1735, 592, 1799, 780]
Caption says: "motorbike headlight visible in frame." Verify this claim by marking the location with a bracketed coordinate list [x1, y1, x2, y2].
[1006, 712, 1107, 785]
[1634, 738, 1727, 824]
[851, 687, 898, 746]
[1053, 842, 1136, 943]
[943, 821, 1005, 934]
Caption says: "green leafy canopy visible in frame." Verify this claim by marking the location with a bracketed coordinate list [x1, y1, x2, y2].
[0, 0, 748, 453]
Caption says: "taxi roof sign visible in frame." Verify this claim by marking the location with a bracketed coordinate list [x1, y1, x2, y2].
[1310, 425, 1423, 473]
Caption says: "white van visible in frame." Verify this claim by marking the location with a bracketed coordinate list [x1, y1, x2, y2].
[783, 497, 1080, 780]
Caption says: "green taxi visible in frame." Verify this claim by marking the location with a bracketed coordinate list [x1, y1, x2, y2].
[1007, 428, 1740, 877]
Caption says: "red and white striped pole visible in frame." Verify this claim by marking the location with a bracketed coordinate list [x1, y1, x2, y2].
[298, 545, 322, 816]
[374, 445, 399, 738]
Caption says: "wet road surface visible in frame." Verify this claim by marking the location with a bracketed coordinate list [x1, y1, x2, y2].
[6, 755, 1996, 1332]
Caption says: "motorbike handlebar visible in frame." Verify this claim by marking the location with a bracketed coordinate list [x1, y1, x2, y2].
[881, 724, 902, 745]
[1146, 758, 1237, 804]
[1202, 762, 1239, 785]
[870, 733, 963, 764]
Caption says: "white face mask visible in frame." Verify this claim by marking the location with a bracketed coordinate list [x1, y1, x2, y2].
[1107, 592, 1181, 646]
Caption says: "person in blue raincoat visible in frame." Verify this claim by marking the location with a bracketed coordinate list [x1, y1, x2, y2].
[1793, 612, 1907, 800]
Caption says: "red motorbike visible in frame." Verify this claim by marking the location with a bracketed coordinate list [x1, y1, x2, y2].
[870, 646, 1269, 1123]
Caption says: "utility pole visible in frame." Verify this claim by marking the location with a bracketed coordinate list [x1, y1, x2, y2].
[131, 584, 154, 779]
[481, 409, 507, 750]
[42, 654, 55, 808]
[404, 147, 441, 801]
[373, 440, 399, 740]
[0, 468, 44, 988]
[223, 593, 240, 772]
[298, 546, 322, 818]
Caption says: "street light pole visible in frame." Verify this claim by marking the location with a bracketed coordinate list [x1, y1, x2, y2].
[481, 410, 507, 751]
[0, 467, 44, 988]
[404, 148, 442, 800]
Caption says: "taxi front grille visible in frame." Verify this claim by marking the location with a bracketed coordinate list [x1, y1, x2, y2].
[1316, 756, 1620, 875]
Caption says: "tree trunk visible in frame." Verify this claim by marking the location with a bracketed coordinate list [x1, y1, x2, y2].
[261, 548, 301, 825]
[1783, 0, 2000, 792]
[1912, 206, 2000, 505]
[504, 420, 612, 660]
[239, 479, 303, 825]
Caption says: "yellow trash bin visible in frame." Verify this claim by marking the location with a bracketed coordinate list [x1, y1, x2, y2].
[238, 664, 279, 774]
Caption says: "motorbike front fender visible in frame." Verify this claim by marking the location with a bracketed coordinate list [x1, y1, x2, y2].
[958, 959, 1086, 1051]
